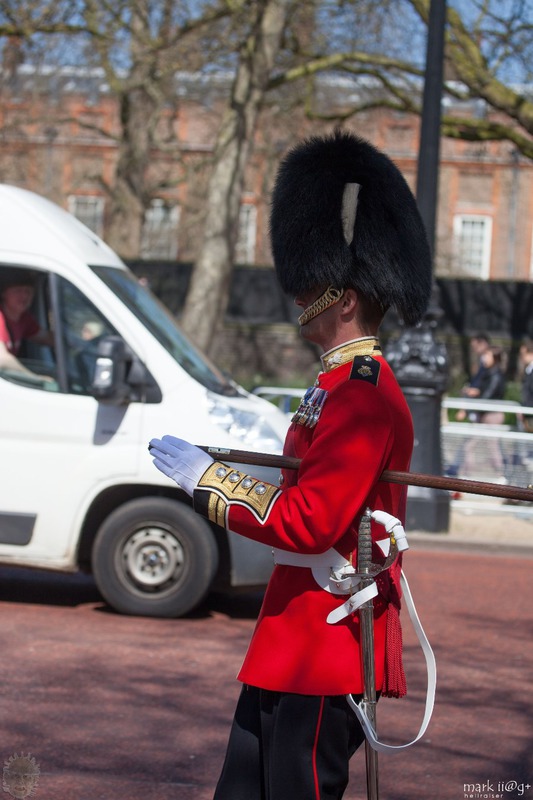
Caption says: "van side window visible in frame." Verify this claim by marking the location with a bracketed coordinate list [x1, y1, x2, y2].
[0, 267, 57, 391]
[0, 269, 118, 395]
[56, 276, 118, 395]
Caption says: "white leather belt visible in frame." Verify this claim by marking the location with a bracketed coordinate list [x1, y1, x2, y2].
[272, 546, 381, 624]
[272, 546, 362, 595]
[272, 546, 349, 571]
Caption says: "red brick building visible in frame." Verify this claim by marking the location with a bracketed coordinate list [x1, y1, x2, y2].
[1, 65, 532, 282]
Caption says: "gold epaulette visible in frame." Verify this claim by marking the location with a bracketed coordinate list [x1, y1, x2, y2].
[193, 462, 280, 527]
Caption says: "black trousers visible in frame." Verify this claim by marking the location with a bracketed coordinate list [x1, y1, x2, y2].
[213, 685, 366, 800]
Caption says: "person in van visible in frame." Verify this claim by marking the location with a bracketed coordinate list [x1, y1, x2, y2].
[0, 269, 54, 379]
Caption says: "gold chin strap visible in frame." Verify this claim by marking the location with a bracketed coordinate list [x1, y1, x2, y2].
[298, 286, 344, 326]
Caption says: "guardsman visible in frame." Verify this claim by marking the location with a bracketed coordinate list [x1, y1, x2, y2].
[149, 129, 432, 800]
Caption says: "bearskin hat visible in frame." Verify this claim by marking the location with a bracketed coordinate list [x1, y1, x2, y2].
[269, 129, 432, 326]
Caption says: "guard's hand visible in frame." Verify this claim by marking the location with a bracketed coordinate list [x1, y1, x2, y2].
[149, 436, 213, 496]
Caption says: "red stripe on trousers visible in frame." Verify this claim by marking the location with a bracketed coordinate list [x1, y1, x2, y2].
[312, 696, 325, 800]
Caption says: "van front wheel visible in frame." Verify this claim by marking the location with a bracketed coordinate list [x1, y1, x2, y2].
[91, 498, 219, 617]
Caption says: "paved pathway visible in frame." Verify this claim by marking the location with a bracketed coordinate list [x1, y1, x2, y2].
[0, 533, 531, 800]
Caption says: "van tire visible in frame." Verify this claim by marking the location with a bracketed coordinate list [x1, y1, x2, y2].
[91, 497, 219, 617]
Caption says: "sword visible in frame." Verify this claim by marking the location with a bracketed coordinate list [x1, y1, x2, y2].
[198, 446, 533, 502]
[357, 509, 380, 800]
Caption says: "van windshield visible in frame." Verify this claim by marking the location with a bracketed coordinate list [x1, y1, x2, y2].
[91, 265, 239, 396]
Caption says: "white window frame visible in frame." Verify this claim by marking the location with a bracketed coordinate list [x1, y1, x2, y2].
[67, 195, 105, 238]
[235, 203, 257, 265]
[452, 214, 493, 279]
[141, 199, 180, 260]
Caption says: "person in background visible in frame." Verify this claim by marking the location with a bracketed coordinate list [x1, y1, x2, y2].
[476, 346, 506, 423]
[519, 339, 533, 433]
[467, 333, 492, 392]
[456, 333, 492, 422]
[0, 269, 54, 379]
[460, 346, 507, 479]
[149, 130, 432, 800]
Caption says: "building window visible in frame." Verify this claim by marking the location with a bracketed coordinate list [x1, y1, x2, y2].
[452, 214, 492, 279]
[68, 195, 105, 237]
[141, 200, 180, 260]
[235, 203, 257, 265]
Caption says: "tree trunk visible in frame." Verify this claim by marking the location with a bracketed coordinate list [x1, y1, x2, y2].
[180, 0, 292, 353]
[105, 82, 162, 257]
[103, 0, 167, 258]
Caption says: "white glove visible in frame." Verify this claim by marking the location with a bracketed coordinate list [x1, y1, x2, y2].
[149, 436, 214, 496]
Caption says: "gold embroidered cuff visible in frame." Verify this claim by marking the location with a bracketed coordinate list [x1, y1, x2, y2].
[193, 462, 281, 526]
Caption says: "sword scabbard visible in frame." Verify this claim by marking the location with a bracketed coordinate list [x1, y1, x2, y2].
[358, 509, 380, 800]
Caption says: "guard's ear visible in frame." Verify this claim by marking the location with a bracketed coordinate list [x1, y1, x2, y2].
[343, 288, 358, 303]
[340, 288, 359, 315]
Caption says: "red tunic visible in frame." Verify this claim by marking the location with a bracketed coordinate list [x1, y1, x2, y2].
[193, 340, 413, 696]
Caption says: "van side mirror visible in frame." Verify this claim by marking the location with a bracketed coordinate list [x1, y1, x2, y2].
[90, 336, 129, 403]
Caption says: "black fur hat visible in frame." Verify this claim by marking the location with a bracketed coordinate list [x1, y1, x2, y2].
[270, 129, 432, 326]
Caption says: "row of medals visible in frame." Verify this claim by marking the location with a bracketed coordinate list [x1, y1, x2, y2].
[291, 383, 328, 429]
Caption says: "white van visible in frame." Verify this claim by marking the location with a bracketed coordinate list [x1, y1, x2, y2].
[0, 185, 289, 616]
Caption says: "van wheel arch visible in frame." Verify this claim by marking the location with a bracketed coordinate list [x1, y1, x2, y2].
[91, 497, 219, 617]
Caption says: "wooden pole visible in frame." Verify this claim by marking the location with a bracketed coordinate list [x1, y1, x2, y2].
[199, 446, 533, 503]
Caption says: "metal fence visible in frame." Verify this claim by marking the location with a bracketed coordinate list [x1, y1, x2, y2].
[441, 398, 533, 517]
[252, 387, 533, 519]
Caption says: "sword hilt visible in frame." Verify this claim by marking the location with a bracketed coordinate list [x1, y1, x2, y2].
[357, 508, 400, 578]
[357, 508, 374, 576]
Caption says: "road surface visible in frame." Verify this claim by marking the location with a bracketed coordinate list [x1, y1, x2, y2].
[0, 542, 531, 800]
